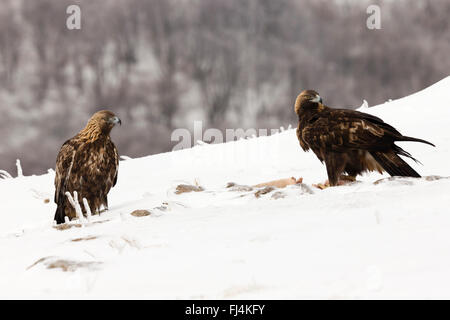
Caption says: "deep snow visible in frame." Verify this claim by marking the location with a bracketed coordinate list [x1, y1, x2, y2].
[0, 77, 449, 299]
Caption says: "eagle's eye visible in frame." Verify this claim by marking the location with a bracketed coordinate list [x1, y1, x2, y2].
[307, 94, 322, 103]
[108, 116, 122, 126]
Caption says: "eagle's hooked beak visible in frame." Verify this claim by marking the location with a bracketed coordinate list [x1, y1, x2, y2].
[311, 95, 322, 103]
[110, 116, 122, 126]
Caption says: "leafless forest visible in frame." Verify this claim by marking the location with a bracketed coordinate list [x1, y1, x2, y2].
[0, 0, 449, 175]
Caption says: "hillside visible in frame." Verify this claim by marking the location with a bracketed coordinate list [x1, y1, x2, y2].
[1, 77, 450, 299]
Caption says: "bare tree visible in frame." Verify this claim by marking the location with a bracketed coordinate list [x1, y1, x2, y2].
[0, 2, 22, 90]
[1, 0, 450, 174]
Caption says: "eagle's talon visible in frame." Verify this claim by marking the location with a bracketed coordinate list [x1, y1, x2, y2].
[314, 176, 355, 190]
[313, 181, 330, 190]
[339, 175, 356, 182]
[98, 208, 108, 214]
[335, 175, 357, 186]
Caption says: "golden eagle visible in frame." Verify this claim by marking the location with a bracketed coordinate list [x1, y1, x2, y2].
[54, 110, 121, 224]
[295, 90, 434, 186]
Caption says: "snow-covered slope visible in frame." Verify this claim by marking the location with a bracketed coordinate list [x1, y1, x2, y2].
[1, 77, 450, 299]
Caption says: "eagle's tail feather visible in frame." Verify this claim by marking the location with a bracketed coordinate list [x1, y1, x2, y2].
[392, 145, 422, 164]
[54, 196, 66, 225]
[398, 135, 435, 147]
[370, 150, 421, 178]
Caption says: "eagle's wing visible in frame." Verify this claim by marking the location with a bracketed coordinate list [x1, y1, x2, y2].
[54, 139, 80, 223]
[111, 141, 119, 187]
[55, 140, 74, 204]
[302, 109, 396, 153]
[345, 109, 403, 136]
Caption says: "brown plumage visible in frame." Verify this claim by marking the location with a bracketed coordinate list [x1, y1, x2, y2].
[295, 90, 435, 186]
[54, 110, 121, 224]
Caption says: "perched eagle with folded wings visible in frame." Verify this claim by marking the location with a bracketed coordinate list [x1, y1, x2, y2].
[295, 90, 434, 187]
[54, 110, 121, 224]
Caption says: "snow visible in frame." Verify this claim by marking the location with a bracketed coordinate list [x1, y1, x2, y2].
[1, 77, 450, 299]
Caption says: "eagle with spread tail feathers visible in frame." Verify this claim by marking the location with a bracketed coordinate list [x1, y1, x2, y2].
[295, 90, 434, 187]
[54, 110, 121, 224]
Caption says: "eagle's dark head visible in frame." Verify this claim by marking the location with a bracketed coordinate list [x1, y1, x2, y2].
[81, 110, 122, 141]
[92, 110, 121, 129]
[294, 90, 323, 115]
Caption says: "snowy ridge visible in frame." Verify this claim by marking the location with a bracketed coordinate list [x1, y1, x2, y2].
[0, 77, 450, 299]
